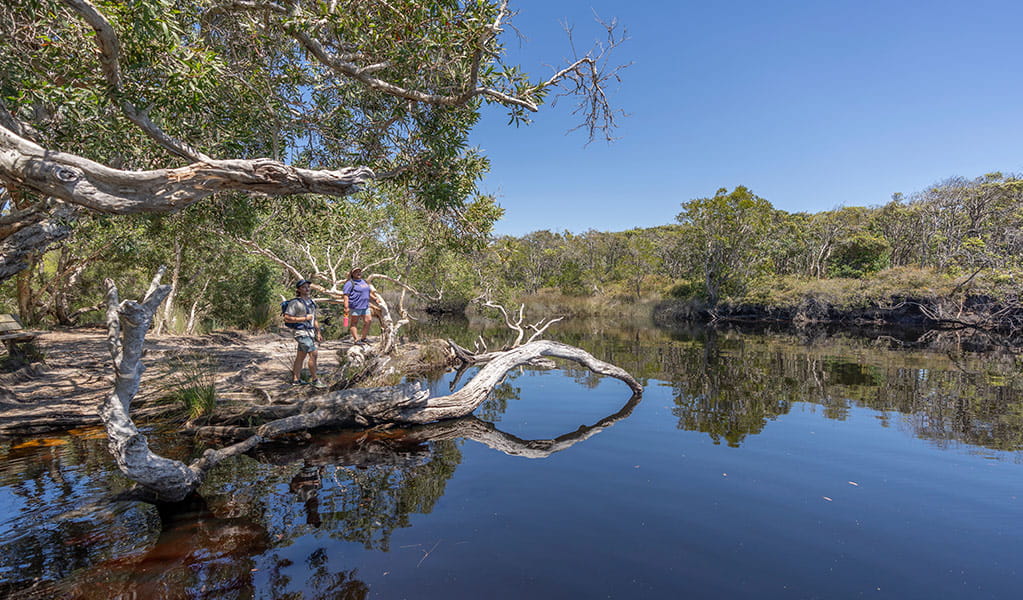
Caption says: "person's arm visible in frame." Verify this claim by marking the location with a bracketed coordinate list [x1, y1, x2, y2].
[282, 312, 314, 325]
[282, 300, 315, 325]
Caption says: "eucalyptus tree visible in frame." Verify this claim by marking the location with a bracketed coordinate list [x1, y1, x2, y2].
[0, 0, 626, 284]
[615, 228, 661, 296]
[906, 173, 1023, 274]
[875, 195, 924, 268]
[675, 186, 776, 303]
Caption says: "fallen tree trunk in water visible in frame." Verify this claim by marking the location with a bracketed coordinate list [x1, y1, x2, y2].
[102, 273, 643, 502]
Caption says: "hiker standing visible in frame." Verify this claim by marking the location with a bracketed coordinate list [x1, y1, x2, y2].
[343, 268, 380, 345]
[282, 279, 326, 387]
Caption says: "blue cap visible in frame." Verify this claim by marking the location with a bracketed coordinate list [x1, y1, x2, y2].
[295, 279, 312, 288]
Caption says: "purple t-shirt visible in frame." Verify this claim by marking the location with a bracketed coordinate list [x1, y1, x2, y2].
[343, 279, 373, 310]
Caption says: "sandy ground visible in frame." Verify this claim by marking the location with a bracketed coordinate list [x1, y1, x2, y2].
[0, 328, 351, 436]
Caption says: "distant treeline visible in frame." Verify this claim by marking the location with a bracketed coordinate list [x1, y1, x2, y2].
[474, 173, 1023, 316]
[3, 172, 1021, 333]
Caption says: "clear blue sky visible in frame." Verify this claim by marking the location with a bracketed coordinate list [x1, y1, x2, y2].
[470, 0, 1023, 236]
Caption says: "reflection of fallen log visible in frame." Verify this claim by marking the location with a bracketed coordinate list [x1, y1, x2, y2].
[101, 273, 644, 502]
[401, 392, 642, 459]
[249, 391, 642, 467]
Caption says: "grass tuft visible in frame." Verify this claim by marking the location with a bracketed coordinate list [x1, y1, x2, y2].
[161, 352, 218, 421]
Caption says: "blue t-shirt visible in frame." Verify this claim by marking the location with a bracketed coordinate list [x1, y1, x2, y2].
[343, 279, 373, 310]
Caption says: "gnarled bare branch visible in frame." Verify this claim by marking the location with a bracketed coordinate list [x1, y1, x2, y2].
[0, 126, 373, 214]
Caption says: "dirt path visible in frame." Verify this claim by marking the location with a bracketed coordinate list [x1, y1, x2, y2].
[0, 328, 350, 435]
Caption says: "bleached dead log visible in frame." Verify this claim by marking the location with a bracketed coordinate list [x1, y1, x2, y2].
[231, 340, 642, 435]
[101, 269, 202, 501]
[102, 272, 642, 502]
[243, 393, 641, 467]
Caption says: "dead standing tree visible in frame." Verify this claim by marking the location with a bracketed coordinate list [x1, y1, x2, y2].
[233, 236, 416, 354]
[102, 271, 642, 502]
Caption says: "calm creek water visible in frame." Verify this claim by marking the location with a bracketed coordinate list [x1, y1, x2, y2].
[1, 317, 1022, 599]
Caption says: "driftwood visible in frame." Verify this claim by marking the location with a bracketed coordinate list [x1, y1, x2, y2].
[101, 272, 643, 502]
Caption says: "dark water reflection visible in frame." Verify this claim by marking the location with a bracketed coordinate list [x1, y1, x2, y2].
[1, 318, 1022, 598]
[415, 316, 1023, 453]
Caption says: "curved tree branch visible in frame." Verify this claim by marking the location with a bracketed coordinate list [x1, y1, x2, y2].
[0, 127, 373, 214]
[101, 268, 203, 501]
[401, 392, 641, 459]
[0, 205, 74, 282]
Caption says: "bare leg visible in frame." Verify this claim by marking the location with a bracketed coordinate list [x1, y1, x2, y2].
[292, 349, 307, 381]
[360, 314, 372, 340]
[308, 350, 318, 380]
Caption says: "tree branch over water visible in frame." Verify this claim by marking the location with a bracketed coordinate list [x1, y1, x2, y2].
[0, 0, 627, 281]
[101, 272, 642, 502]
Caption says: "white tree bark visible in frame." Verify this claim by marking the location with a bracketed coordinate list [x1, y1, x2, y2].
[100, 272, 643, 502]
[0, 206, 73, 282]
[102, 269, 201, 501]
[0, 127, 374, 215]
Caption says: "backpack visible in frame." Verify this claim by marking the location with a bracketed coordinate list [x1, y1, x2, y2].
[281, 298, 301, 329]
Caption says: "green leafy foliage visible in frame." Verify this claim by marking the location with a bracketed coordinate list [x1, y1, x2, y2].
[828, 232, 891, 279]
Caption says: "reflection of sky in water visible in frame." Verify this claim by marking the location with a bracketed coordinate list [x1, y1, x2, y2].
[2, 325, 1023, 598]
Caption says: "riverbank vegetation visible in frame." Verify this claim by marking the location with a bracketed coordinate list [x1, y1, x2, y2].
[4, 170, 1021, 335]
[2, 4, 1020, 338]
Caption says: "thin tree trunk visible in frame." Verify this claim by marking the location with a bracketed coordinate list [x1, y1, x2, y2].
[185, 277, 210, 335]
[16, 259, 35, 324]
[156, 239, 182, 335]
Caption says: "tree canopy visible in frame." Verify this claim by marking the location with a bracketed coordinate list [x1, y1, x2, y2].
[0, 0, 625, 282]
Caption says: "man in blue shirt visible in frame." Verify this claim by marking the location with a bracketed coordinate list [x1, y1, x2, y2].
[282, 279, 326, 387]
[342, 268, 381, 345]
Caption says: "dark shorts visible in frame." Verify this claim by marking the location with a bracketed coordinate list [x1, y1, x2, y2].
[296, 333, 317, 353]
[350, 308, 369, 316]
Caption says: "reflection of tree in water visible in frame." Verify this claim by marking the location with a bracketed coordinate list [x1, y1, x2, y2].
[225, 432, 463, 553]
[655, 329, 1023, 451]
[662, 333, 795, 447]
[415, 315, 1023, 451]
[0, 428, 463, 599]
[313, 440, 461, 551]
[54, 492, 371, 600]
[0, 430, 170, 598]
[475, 380, 518, 422]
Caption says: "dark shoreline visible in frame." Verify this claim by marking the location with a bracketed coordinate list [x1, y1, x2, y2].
[652, 296, 1023, 350]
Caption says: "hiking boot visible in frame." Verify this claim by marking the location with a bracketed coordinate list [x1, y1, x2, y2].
[311, 379, 327, 389]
